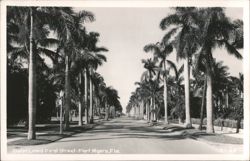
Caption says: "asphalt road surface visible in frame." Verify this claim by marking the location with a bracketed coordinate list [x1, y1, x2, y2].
[8, 117, 220, 154]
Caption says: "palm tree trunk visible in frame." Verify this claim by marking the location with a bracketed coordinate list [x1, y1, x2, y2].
[140, 101, 144, 119]
[78, 73, 82, 126]
[134, 106, 136, 118]
[84, 68, 89, 124]
[236, 118, 241, 133]
[136, 105, 139, 119]
[150, 97, 153, 121]
[153, 96, 156, 121]
[59, 96, 63, 134]
[138, 106, 140, 118]
[178, 117, 182, 124]
[97, 98, 101, 119]
[206, 71, 214, 133]
[184, 58, 192, 128]
[146, 100, 149, 121]
[105, 102, 109, 120]
[136, 106, 138, 118]
[163, 76, 168, 124]
[199, 76, 207, 130]
[89, 70, 94, 124]
[163, 61, 168, 124]
[225, 87, 229, 108]
[28, 8, 36, 140]
[64, 55, 70, 130]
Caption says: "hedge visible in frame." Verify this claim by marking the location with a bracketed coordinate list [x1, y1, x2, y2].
[169, 118, 243, 129]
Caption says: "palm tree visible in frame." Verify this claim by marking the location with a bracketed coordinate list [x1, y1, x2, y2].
[102, 87, 120, 120]
[72, 31, 107, 124]
[76, 72, 83, 126]
[141, 58, 158, 121]
[144, 42, 173, 124]
[134, 81, 152, 121]
[167, 61, 184, 124]
[135, 81, 153, 120]
[198, 8, 243, 133]
[84, 32, 108, 123]
[213, 60, 230, 117]
[52, 9, 94, 129]
[160, 7, 200, 128]
[7, 6, 62, 139]
[228, 73, 243, 133]
[192, 53, 207, 130]
[84, 68, 89, 124]
[92, 72, 105, 117]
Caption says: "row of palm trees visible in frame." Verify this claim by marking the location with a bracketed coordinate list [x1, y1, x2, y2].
[7, 7, 121, 140]
[126, 7, 243, 133]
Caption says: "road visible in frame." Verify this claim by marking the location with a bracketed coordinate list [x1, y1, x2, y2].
[8, 117, 220, 154]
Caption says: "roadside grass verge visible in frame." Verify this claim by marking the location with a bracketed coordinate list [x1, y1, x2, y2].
[7, 122, 101, 146]
[184, 129, 243, 144]
[150, 122, 243, 145]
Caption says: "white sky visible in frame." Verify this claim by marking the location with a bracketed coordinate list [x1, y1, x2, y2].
[78, 7, 243, 112]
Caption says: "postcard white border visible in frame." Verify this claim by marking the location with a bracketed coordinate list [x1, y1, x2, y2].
[1, 0, 249, 160]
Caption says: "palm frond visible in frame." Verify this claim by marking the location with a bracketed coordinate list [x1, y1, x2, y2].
[177, 64, 184, 77]
[160, 14, 181, 30]
[39, 38, 59, 48]
[96, 53, 107, 62]
[93, 47, 109, 53]
[144, 43, 160, 54]
[166, 60, 178, 78]
[77, 10, 95, 23]
[162, 27, 179, 44]
[38, 48, 59, 64]
[223, 40, 243, 59]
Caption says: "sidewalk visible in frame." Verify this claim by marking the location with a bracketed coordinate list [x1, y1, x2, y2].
[156, 120, 243, 138]
[190, 123, 243, 139]
[7, 120, 101, 146]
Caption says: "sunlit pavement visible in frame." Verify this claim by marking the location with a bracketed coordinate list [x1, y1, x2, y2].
[8, 117, 221, 154]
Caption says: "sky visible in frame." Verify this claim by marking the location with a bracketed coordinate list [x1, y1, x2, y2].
[77, 7, 243, 112]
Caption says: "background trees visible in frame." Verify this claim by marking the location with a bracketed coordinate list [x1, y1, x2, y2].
[144, 42, 173, 124]
[127, 7, 243, 134]
[7, 6, 121, 140]
[160, 7, 201, 128]
[197, 8, 243, 133]
[7, 7, 63, 139]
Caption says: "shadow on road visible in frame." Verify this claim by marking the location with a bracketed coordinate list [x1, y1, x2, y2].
[56, 118, 204, 143]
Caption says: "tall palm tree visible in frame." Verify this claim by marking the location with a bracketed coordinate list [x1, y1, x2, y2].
[134, 81, 153, 120]
[28, 8, 36, 139]
[160, 7, 200, 128]
[167, 61, 184, 124]
[192, 53, 207, 130]
[198, 8, 243, 133]
[70, 44, 108, 124]
[84, 68, 89, 124]
[228, 73, 243, 133]
[72, 31, 107, 124]
[144, 42, 173, 124]
[75, 72, 83, 126]
[84, 32, 108, 123]
[102, 87, 120, 120]
[7, 6, 61, 139]
[92, 72, 105, 117]
[134, 81, 151, 121]
[141, 58, 158, 121]
[52, 9, 94, 129]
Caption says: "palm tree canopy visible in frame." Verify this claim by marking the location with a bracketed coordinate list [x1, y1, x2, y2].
[160, 7, 201, 60]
